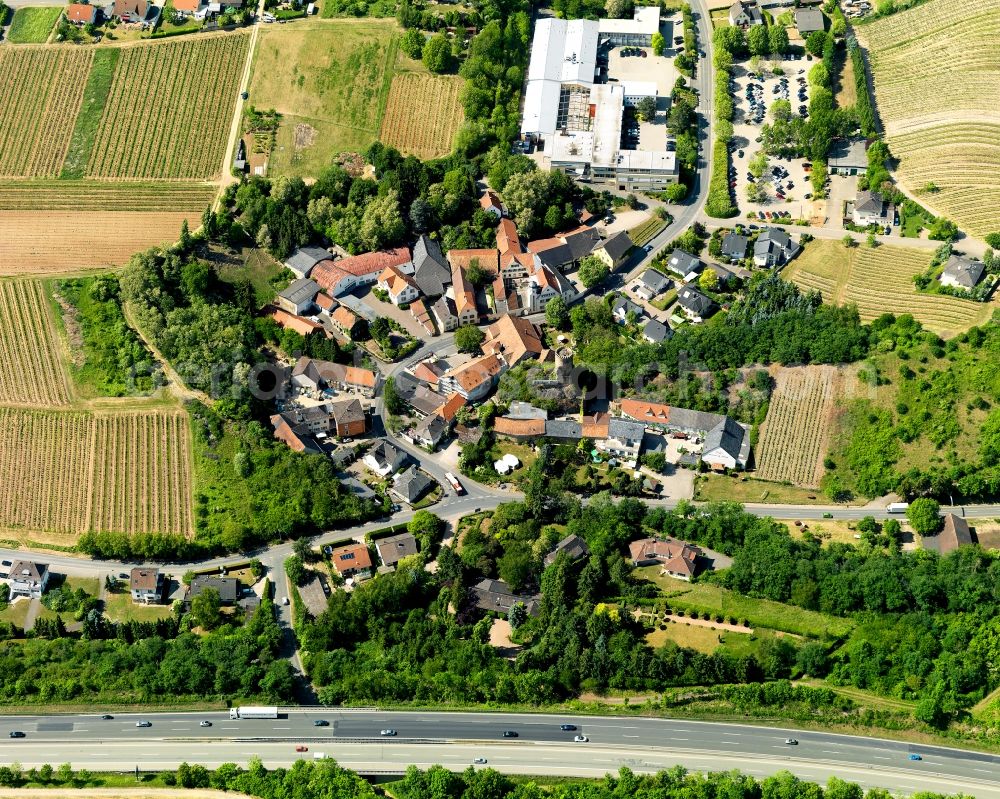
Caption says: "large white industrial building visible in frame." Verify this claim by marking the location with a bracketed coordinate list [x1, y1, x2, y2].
[520, 9, 679, 191]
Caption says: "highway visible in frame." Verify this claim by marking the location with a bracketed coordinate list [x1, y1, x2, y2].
[2, 711, 1000, 797]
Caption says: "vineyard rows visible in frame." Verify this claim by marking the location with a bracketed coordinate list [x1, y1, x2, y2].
[0, 48, 93, 178]
[756, 367, 837, 487]
[0, 181, 217, 212]
[862, 0, 1000, 237]
[88, 34, 250, 180]
[380, 73, 464, 161]
[0, 408, 193, 538]
[0, 281, 71, 407]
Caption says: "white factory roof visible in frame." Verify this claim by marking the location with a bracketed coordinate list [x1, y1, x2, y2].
[591, 83, 624, 167]
[597, 5, 660, 36]
[622, 80, 657, 98]
[617, 150, 678, 174]
[550, 131, 594, 167]
[527, 18, 599, 85]
[521, 79, 562, 137]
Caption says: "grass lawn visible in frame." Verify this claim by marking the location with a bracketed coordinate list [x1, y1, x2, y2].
[635, 570, 854, 638]
[37, 576, 101, 623]
[61, 48, 121, 179]
[248, 18, 399, 177]
[214, 247, 289, 308]
[159, 0, 202, 34]
[627, 215, 667, 247]
[650, 288, 677, 311]
[899, 201, 935, 238]
[693, 473, 832, 505]
[645, 622, 752, 654]
[7, 6, 61, 42]
[102, 591, 174, 623]
[0, 598, 31, 629]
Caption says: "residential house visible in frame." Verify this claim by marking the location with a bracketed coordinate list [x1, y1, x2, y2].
[276, 278, 320, 316]
[7, 560, 49, 599]
[448, 249, 494, 325]
[634, 268, 671, 301]
[66, 2, 98, 23]
[271, 308, 323, 337]
[543, 534, 590, 567]
[728, 0, 762, 26]
[363, 440, 409, 477]
[596, 417, 646, 461]
[330, 543, 373, 580]
[409, 298, 436, 335]
[329, 398, 367, 437]
[171, 0, 205, 14]
[852, 190, 895, 229]
[411, 412, 450, 450]
[516, 260, 575, 314]
[185, 576, 238, 606]
[933, 513, 974, 554]
[508, 401, 549, 420]
[479, 189, 504, 218]
[708, 262, 739, 288]
[628, 537, 702, 580]
[377, 264, 421, 305]
[431, 296, 460, 332]
[312, 246, 412, 297]
[470, 578, 540, 616]
[527, 226, 600, 272]
[375, 532, 419, 569]
[413, 359, 445, 387]
[291, 357, 377, 397]
[284, 246, 333, 279]
[939, 255, 985, 290]
[496, 219, 529, 278]
[794, 6, 824, 34]
[642, 318, 672, 344]
[130, 567, 162, 604]
[314, 292, 337, 315]
[330, 305, 365, 340]
[411, 235, 451, 298]
[544, 418, 582, 440]
[828, 138, 868, 176]
[394, 372, 443, 417]
[701, 416, 751, 470]
[391, 466, 435, 505]
[480, 314, 544, 367]
[439, 353, 506, 402]
[666, 248, 702, 280]
[612, 295, 646, 323]
[593, 232, 634, 271]
[583, 411, 611, 440]
[436, 391, 467, 424]
[675, 286, 715, 323]
[495, 416, 546, 440]
[753, 227, 801, 268]
[720, 232, 749, 261]
[108, 0, 151, 22]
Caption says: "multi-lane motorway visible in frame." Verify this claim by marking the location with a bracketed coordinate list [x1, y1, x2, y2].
[3, 711, 1000, 797]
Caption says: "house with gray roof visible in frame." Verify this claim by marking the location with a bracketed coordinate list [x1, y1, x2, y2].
[185, 576, 239, 606]
[7, 560, 50, 598]
[666, 248, 702, 278]
[508, 401, 549, 420]
[363, 440, 409, 477]
[597, 417, 646, 461]
[411, 412, 449, 450]
[829, 139, 868, 175]
[276, 278, 320, 316]
[612, 295, 646, 323]
[675, 286, 715, 322]
[939, 254, 985, 290]
[470, 578, 540, 617]
[412, 235, 451, 298]
[285, 246, 333, 279]
[595, 231, 634, 270]
[729, 0, 762, 26]
[375, 532, 419, 568]
[634, 267, 671, 301]
[794, 6, 824, 34]
[544, 534, 590, 567]
[721, 232, 749, 261]
[701, 417, 751, 470]
[852, 190, 895, 228]
[642, 318, 672, 344]
[544, 418, 582, 440]
[753, 227, 801, 268]
[391, 466, 435, 505]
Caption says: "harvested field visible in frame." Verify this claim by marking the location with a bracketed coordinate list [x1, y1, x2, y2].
[860, 0, 1000, 236]
[0, 407, 193, 539]
[380, 72, 464, 160]
[0, 181, 216, 211]
[785, 240, 992, 337]
[0, 281, 71, 407]
[0, 211, 190, 273]
[88, 34, 250, 179]
[0, 47, 93, 178]
[755, 366, 844, 487]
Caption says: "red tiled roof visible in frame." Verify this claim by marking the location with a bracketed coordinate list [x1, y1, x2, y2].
[436, 391, 467, 422]
[313, 247, 410, 290]
[272, 309, 322, 337]
[620, 398, 672, 423]
[330, 542, 373, 574]
[315, 292, 336, 311]
[496, 218, 521, 255]
[66, 2, 97, 21]
[480, 189, 502, 211]
[495, 417, 545, 437]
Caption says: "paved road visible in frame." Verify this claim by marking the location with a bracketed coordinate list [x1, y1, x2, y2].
[3, 711, 1000, 797]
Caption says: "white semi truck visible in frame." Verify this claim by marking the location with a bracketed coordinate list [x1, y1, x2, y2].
[886, 502, 910, 513]
[230, 706, 279, 719]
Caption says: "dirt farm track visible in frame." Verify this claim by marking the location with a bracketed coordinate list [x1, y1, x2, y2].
[0, 211, 195, 272]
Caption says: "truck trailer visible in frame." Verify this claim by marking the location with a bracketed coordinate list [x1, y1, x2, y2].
[886, 502, 909, 513]
[230, 706, 279, 719]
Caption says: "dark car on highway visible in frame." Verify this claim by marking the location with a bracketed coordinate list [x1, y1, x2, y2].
[502, 731, 519, 738]
[560, 724, 577, 731]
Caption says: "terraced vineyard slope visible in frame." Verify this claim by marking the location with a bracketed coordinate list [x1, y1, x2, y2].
[88, 33, 250, 180]
[860, 0, 1000, 236]
[0, 48, 93, 178]
[0, 280, 72, 407]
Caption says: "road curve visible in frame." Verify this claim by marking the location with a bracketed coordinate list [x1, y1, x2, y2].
[2, 710, 999, 797]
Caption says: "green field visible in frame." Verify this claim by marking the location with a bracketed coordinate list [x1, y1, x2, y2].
[627, 215, 667, 247]
[635, 571, 854, 639]
[247, 18, 400, 177]
[61, 48, 120, 180]
[102, 590, 174, 623]
[646, 622, 753, 655]
[694, 473, 832, 505]
[7, 6, 61, 42]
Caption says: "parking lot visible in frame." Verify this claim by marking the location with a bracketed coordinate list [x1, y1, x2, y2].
[729, 60, 818, 221]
